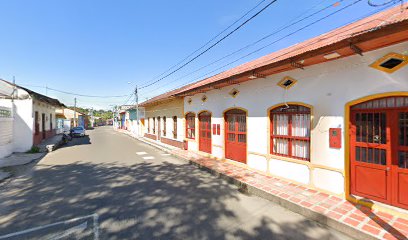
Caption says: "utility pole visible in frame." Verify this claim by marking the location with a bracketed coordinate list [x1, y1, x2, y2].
[135, 86, 139, 137]
[74, 97, 77, 127]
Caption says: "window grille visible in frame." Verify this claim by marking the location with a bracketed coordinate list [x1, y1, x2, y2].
[186, 113, 195, 139]
[173, 116, 177, 139]
[163, 117, 166, 136]
[0, 107, 12, 118]
[270, 105, 311, 161]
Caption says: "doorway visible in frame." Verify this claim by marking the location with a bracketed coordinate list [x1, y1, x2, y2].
[199, 112, 212, 154]
[42, 113, 46, 139]
[350, 96, 408, 209]
[225, 109, 247, 163]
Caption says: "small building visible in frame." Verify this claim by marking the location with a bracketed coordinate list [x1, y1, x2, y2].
[0, 80, 65, 156]
[125, 106, 145, 137]
[141, 92, 186, 149]
[59, 108, 82, 129]
[140, 5, 408, 213]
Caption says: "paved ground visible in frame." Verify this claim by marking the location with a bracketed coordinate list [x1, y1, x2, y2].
[0, 126, 353, 240]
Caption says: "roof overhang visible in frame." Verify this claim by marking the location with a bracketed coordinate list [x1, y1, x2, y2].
[176, 20, 408, 97]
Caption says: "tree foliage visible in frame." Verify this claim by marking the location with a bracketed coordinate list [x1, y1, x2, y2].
[67, 107, 113, 120]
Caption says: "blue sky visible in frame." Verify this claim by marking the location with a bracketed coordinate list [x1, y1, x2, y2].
[0, 0, 397, 109]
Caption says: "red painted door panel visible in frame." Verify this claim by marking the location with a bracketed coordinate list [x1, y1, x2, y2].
[225, 110, 247, 163]
[393, 111, 408, 209]
[350, 96, 408, 210]
[355, 165, 388, 199]
[199, 112, 212, 154]
[350, 111, 391, 204]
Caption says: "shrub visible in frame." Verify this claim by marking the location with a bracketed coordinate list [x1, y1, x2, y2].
[27, 146, 40, 153]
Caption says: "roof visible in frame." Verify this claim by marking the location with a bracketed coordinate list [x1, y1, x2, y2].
[140, 4, 408, 106]
[0, 79, 65, 107]
[20, 86, 66, 107]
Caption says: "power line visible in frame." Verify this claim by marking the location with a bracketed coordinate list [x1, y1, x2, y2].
[368, 0, 403, 7]
[141, 0, 343, 96]
[138, 0, 279, 90]
[142, 0, 269, 86]
[47, 87, 129, 98]
[144, 0, 394, 100]
[18, 83, 129, 98]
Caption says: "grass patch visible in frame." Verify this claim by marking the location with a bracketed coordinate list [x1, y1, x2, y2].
[26, 146, 40, 153]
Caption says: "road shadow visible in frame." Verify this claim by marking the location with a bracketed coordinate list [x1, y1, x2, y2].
[61, 135, 92, 149]
[0, 161, 342, 240]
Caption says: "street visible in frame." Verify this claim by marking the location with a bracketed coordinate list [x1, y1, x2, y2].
[0, 127, 351, 240]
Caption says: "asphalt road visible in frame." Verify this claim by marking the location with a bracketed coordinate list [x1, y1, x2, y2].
[0, 127, 352, 240]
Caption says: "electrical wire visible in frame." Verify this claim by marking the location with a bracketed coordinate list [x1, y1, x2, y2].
[142, 0, 269, 85]
[141, 0, 344, 96]
[368, 0, 402, 7]
[143, 0, 396, 101]
[18, 83, 129, 98]
[138, 0, 279, 90]
[47, 87, 129, 98]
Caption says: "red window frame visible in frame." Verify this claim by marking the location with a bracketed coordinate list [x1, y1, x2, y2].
[163, 116, 166, 136]
[153, 117, 156, 134]
[186, 113, 195, 139]
[270, 105, 311, 161]
[35, 111, 40, 135]
[173, 116, 177, 139]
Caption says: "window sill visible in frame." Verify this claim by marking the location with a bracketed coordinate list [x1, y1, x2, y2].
[268, 154, 310, 165]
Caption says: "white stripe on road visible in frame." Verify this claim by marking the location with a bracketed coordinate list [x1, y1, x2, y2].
[136, 152, 148, 155]
[142, 156, 155, 160]
[0, 214, 98, 240]
[46, 221, 87, 240]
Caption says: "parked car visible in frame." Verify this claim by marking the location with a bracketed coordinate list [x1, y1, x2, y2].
[70, 126, 86, 137]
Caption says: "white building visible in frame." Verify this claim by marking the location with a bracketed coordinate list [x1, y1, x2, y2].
[141, 96, 186, 148]
[0, 80, 65, 157]
[139, 5, 408, 213]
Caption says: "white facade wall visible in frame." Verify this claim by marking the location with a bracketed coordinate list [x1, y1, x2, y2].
[33, 100, 57, 132]
[183, 41, 408, 196]
[0, 105, 13, 158]
[13, 99, 34, 152]
[0, 98, 34, 154]
[144, 98, 185, 143]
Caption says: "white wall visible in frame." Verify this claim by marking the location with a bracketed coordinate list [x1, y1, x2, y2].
[33, 100, 57, 132]
[183, 41, 408, 195]
[144, 98, 185, 142]
[0, 105, 13, 158]
[13, 99, 34, 152]
[0, 98, 34, 154]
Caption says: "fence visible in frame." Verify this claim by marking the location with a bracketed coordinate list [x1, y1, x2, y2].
[0, 106, 12, 118]
[0, 106, 13, 158]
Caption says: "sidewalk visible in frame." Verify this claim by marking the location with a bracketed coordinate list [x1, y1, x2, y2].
[117, 129, 408, 240]
[0, 134, 64, 181]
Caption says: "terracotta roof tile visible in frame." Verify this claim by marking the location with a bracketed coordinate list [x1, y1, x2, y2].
[141, 4, 408, 106]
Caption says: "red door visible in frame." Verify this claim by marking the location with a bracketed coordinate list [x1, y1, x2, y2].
[350, 96, 408, 209]
[225, 109, 247, 163]
[199, 112, 212, 154]
[393, 110, 408, 209]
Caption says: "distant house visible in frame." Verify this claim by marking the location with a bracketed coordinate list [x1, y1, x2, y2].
[0, 80, 65, 157]
[140, 94, 186, 149]
[125, 106, 145, 137]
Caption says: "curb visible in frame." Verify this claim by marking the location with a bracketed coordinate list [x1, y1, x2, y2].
[119, 130, 377, 240]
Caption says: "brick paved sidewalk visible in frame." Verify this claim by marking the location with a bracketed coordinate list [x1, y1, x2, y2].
[117, 129, 408, 240]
